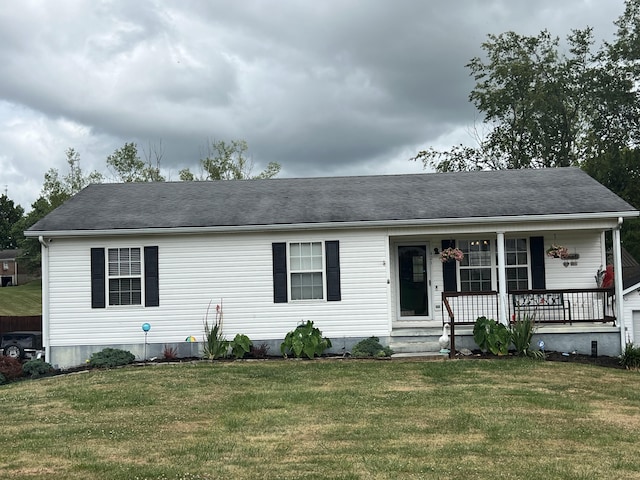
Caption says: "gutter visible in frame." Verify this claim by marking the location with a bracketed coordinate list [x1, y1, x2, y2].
[24, 210, 640, 239]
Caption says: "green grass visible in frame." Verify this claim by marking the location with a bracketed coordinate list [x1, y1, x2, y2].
[0, 280, 42, 315]
[1, 358, 640, 479]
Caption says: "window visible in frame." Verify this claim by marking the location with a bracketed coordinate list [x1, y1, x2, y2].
[272, 241, 341, 303]
[505, 238, 529, 290]
[2, 262, 8, 271]
[290, 242, 324, 300]
[446, 237, 542, 293]
[108, 248, 142, 305]
[459, 239, 492, 292]
[91, 246, 159, 309]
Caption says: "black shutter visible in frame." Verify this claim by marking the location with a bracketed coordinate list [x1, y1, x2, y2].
[530, 236, 546, 289]
[442, 240, 457, 292]
[272, 243, 288, 303]
[144, 246, 159, 307]
[91, 248, 106, 308]
[325, 240, 341, 301]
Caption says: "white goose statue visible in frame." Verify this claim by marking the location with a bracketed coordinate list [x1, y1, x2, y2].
[439, 323, 450, 354]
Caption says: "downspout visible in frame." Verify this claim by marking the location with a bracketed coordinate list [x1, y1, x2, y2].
[496, 232, 508, 325]
[612, 218, 626, 351]
[38, 236, 50, 364]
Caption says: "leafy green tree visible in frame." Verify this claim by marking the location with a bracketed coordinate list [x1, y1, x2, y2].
[583, 149, 640, 260]
[106, 142, 165, 182]
[15, 148, 103, 269]
[413, 1, 640, 172]
[0, 194, 24, 249]
[412, 0, 640, 258]
[42, 148, 103, 207]
[179, 139, 280, 181]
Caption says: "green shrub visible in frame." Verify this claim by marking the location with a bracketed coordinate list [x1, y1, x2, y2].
[281, 321, 332, 359]
[620, 343, 640, 369]
[230, 334, 252, 359]
[0, 373, 6, 385]
[473, 316, 510, 356]
[22, 359, 55, 378]
[351, 337, 394, 358]
[88, 348, 135, 368]
[510, 314, 544, 359]
[0, 355, 23, 381]
[203, 302, 229, 359]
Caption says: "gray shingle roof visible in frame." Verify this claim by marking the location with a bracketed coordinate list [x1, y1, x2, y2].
[27, 167, 637, 233]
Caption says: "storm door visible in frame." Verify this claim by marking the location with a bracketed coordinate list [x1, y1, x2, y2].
[398, 245, 429, 317]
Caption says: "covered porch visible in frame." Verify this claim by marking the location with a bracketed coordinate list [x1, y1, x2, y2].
[388, 221, 627, 358]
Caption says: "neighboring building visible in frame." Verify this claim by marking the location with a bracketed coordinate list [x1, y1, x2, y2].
[26, 168, 638, 368]
[0, 249, 21, 287]
[622, 249, 640, 347]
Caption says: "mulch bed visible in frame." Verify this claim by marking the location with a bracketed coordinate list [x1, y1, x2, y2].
[462, 350, 624, 369]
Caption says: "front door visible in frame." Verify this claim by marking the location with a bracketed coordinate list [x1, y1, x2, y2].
[398, 245, 429, 317]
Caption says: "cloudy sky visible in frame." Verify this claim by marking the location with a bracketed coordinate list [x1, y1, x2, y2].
[0, 0, 624, 210]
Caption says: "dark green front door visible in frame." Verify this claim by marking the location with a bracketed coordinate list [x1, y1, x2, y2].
[398, 245, 428, 316]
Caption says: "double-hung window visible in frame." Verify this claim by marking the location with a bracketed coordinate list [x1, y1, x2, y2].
[458, 239, 492, 292]
[505, 238, 529, 291]
[289, 242, 324, 300]
[272, 240, 341, 303]
[108, 248, 142, 306]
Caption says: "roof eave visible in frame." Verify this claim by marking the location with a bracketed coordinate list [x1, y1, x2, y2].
[24, 210, 639, 238]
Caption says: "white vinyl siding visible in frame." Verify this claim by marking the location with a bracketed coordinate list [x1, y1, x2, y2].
[45, 230, 391, 352]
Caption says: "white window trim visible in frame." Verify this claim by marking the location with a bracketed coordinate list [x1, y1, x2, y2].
[457, 239, 494, 292]
[287, 241, 326, 302]
[504, 237, 531, 291]
[106, 247, 145, 307]
[456, 237, 532, 292]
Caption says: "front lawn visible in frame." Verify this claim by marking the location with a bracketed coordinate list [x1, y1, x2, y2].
[1, 358, 639, 479]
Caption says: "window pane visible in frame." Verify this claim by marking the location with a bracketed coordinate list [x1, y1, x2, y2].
[290, 272, 323, 300]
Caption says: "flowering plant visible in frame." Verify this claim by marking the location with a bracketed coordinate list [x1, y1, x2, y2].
[440, 247, 464, 263]
[546, 244, 569, 259]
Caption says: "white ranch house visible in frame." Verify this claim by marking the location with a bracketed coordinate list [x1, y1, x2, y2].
[26, 167, 639, 368]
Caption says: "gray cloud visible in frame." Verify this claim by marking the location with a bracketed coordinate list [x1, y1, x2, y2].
[0, 0, 623, 209]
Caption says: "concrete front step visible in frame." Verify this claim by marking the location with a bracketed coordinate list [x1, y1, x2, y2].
[389, 327, 449, 355]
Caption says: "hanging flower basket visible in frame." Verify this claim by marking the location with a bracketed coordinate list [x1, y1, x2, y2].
[546, 244, 569, 259]
[440, 247, 464, 263]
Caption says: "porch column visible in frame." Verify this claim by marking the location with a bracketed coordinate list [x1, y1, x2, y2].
[613, 220, 626, 349]
[496, 232, 508, 325]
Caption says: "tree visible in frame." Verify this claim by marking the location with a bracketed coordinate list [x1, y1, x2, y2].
[0, 194, 24, 249]
[412, 0, 640, 258]
[15, 148, 103, 269]
[179, 139, 280, 181]
[43, 148, 104, 208]
[413, 3, 640, 172]
[106, 142, 165, 182]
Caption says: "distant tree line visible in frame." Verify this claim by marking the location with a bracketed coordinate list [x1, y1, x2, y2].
[1, 139, 280, 269]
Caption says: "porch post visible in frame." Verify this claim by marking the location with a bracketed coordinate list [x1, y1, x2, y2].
[613, 220, 626, 349]
[496, 232, 508, 325]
